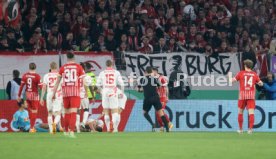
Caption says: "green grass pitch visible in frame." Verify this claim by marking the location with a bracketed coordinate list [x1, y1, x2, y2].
[0, 132, 275, 159]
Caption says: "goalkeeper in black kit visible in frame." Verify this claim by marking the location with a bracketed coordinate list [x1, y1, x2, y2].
[137, 66, 170, 132]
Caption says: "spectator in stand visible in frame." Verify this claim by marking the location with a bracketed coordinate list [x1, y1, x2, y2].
[0, 23, 6, 39]
[92, 34, 107, 52]
[62, 33, 75, 51]
[47, 23, 62, 51]
[29, 27, 46, 53]
[138, 36, 153, 54]
[242, 44, 257, 68]
[106, 31, 117, 51]
[154, 37, 169, 53]
[263, 72, 276, 100]
[128, 26, 139, 51]
[0, 37, 9, 51]
[75, 39, 91, 52]
[6, 28, 17, 51]
[168, 38, 179, 52]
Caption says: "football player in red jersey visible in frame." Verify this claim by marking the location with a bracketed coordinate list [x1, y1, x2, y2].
[52, 53, 85, 138]
[230, 60, 263, 134]
[152, 67, 173, 132]
[17, 63, 41, 133]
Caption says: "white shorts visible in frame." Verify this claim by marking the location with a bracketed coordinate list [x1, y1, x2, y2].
[118, 93, 127, 110]
[46, 96, 62, 112]
[102, 89, 118, 109]
[81, 98, 89, 109]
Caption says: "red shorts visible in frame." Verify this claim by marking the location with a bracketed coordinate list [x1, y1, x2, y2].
[238, 99, 255, 110]
[63, 96, 81, 109]
[27, 100, 39, 110]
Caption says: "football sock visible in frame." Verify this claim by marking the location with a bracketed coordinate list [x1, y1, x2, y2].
[161, 115, 169, 132]
[112, 113, 120, 131]
[76, 114, 80, 131]
[156, 112, 164, 127]
[47, 116, 53, 133]
[82, 111, 89, 124]
[30, 112, 37, 129]
[70, 112, 77, 132]
[238, 114, 243, 130]
[104, 115, 110, 131]
[164, 113, 170, 123]
[54, 114, 61, 124]
[249, 114, 255, 129]
[64, 113, 70, 132]
[144, 113, 155, 128]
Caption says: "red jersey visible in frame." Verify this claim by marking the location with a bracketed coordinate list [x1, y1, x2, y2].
[157, 75, 168, 101]
[235, 70, 261, 100]
[18, 72, 41, 101]
[59, 62, 85, 97]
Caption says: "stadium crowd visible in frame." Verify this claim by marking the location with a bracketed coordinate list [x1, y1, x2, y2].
[0, 0, 275, 55]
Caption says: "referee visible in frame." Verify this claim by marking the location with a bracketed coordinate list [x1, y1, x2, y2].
[138, 66, 169, 132]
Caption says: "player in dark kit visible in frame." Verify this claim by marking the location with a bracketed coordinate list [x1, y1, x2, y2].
[138, 66, 170, 132]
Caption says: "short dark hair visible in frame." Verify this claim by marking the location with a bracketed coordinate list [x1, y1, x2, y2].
[13, 70, 20, 78]
[106, 60, 113, 67]
[95, 126, 103, 132]
[244, 59, 253, 69]
[67, 52, 75, 59]
[152, 67, 158, 72]
[85, 62, 92, 70]
[145, 66, 152, 74]
[80, 62, 86, 69]
[29, 63, 36, 70]
[17, 99, 24, 107]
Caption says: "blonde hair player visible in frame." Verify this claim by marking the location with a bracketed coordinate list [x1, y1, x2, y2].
[40, 62, 63, 134]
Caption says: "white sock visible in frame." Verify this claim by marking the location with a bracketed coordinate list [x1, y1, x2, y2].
[104, 115, 110, 131]
[82, 111, 89, 124]
[54, 114, 61, 124]
[112, 113, 120, 132]
[58, 122, 63, 130]
[76, 114, 80, 132]
[47, 116, 53, 133]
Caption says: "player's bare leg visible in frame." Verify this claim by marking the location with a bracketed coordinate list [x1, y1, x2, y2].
[29, 109, 38, 133]
[63, 108, 70, 136]
[111, 108, 120, 133]
[103, 109, 111, 132]
[53, 111, 61, 134]
[157, 109, 169, 132]
[143, 111, 156, 132]
[237, 108, 244, 134]
[76, 109, 81, 133]
[248, 109, 255, 134]
[68, 108, 78, 138]
[47, 111, 53, 134]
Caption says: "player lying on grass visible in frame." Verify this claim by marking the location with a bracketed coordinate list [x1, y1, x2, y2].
[12, 99, 62, 132]
[229, 59, 263, 134]
[79, 115, 104, 132]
